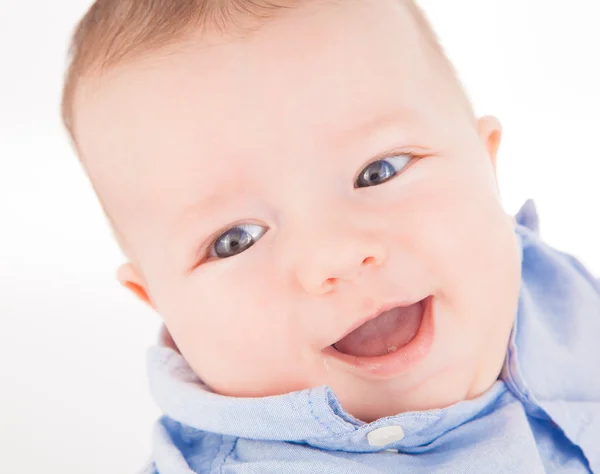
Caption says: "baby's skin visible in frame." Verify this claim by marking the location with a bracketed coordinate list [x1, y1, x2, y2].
[73, 0, 520, 423]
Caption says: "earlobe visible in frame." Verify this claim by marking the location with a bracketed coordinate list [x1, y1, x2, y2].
[117, 263, 155, 309]
[477, 115, 503, 170]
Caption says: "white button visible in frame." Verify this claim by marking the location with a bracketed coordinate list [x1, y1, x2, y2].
[367, 425, 405, 446]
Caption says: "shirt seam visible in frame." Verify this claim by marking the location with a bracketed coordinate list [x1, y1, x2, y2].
[221, 439, 238, 472]
[503, 344, 550, 422]
[307, 389, 349, 435]
[215, 436, 239, 474]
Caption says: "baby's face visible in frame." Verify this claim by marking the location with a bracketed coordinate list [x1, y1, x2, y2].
[76, 0, 521, 422]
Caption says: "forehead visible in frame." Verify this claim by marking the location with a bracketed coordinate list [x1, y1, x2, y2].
[74, 0, 447, 243]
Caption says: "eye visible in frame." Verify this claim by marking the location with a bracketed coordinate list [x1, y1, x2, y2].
[355, 154, 412, 188]
[209, 224, 267, 259]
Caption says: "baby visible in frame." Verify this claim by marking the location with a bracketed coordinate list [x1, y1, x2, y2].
[61, 0, 600, 472]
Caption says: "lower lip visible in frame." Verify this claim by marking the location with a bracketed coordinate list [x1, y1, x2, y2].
[321, 296, 435, 378]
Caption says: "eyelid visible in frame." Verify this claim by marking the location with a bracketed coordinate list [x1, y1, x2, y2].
[353, 147, 423, 184]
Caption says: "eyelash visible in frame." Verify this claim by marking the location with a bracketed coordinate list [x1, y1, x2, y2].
[195, 149, 424, 266]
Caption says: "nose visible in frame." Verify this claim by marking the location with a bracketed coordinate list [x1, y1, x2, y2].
[294, 223, 387, 295]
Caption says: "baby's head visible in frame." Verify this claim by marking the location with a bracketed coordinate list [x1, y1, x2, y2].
[63, 0, 521, 422]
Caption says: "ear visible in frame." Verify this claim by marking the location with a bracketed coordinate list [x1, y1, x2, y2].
[117, 262, 155, 309]
[476, 115, 503, 171]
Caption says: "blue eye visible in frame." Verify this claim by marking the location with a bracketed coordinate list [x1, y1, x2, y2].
[355, 154, 412, 188]
[210, 224, 267, 259]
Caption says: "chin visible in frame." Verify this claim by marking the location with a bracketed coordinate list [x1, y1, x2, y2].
[340, 360, 490, 422]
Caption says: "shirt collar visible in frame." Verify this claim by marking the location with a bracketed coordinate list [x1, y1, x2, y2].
[502, 199, 600, 411]
[146, 201, 542, 450]
[147, 343, 509, 451]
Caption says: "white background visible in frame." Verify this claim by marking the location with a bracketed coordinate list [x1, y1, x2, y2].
[1, 1, 599, 472]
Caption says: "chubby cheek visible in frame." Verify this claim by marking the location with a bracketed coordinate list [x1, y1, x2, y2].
[398, 156, 520, 338]
[165, 260, 304, 396]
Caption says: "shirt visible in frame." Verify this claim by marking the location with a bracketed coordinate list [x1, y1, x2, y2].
[141, 200, 600, 473]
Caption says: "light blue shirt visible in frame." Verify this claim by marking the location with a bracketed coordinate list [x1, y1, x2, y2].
[142, 201, 600, 473]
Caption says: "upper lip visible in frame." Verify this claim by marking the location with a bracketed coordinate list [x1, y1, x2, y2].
[325, 297, 424, 349]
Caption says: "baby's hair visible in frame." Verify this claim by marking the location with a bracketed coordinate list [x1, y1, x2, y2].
[60, 0, 474, 260]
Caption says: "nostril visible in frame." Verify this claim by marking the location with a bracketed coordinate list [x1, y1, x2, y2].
[362, 256, 376, 265]
[319, 277, 337, 293]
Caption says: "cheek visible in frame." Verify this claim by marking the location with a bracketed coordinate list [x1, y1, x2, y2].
[168, 263, 289, 356]
[399, 155, 520, 309]
[393, 156, 520, 371]
[169, 266, 308, 397]
[198, 272, 277, 335]
[413, 158, 501, 250]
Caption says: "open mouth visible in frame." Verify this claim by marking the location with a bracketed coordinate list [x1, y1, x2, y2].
[331, 298, 427, 358]
[322, 296, 434, 378]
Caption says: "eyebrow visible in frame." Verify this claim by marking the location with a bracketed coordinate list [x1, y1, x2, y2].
[171, 107, 420, 244]
[168, 189, 227, 268]
[173, 189, 223, 231]
[339, 106, 419, 142]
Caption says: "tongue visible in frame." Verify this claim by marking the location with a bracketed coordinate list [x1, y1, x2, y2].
[333, 303, 423, 357]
